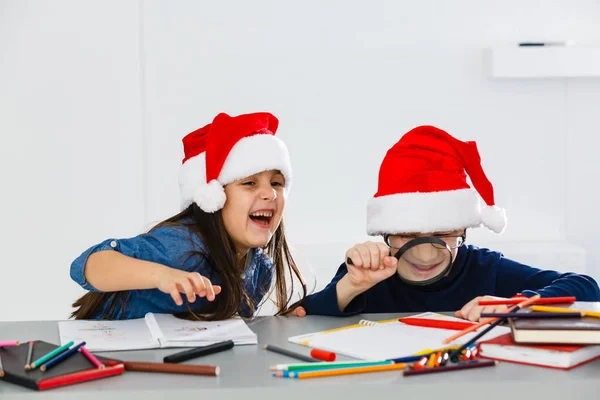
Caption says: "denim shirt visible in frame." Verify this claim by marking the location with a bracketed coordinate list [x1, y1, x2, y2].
[70, 224, 274, 320]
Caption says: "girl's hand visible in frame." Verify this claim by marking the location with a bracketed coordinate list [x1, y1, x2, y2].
[154, 268, 222, 306]
[455, 296, 509, 322]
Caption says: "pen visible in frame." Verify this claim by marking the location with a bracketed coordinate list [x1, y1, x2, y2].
[163, 340, 234, 363]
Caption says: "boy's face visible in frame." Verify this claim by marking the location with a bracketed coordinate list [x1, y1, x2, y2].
[386, 229, 466, 282]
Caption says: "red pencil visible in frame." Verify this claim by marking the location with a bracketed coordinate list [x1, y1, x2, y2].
[38, 364, 124, 390]
[443, 295, 541, 344]
[399, 318, 476, 331]
[478, 296, 575, 306]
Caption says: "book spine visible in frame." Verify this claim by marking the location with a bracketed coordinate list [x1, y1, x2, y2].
[38, 364, 124, 390]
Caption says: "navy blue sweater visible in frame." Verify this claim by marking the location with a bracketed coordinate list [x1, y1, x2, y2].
[301, 245, 600, 316]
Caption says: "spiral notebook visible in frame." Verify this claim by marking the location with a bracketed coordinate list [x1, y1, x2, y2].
[289, 312, 510, 361]
[58, 313, 257, 352]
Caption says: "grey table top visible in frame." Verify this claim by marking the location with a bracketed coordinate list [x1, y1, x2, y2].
[0, 314, 598, 400]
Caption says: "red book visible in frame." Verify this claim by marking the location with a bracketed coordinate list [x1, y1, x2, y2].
[478, 333, 600, 370]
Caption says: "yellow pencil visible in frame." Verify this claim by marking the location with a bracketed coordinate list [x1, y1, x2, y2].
[285, 362, 406, 379]
[531, 305, 600, 318]
[413, 345, 460, 356]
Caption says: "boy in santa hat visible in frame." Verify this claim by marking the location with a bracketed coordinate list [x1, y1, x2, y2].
[293, 125, 600, 321]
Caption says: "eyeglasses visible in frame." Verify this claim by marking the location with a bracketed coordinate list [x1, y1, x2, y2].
[384, 233, 466, 250]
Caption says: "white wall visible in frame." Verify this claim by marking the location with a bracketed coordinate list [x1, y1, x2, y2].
[1, 0, 599, 321]
[141, 0, 600, 283]
[0, 0, 145, 321]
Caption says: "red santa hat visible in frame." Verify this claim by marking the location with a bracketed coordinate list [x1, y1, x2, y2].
[179, 112, 292, 213]
[367, 125, 507, 235]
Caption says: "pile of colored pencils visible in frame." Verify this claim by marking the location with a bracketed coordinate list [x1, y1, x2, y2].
[268, 344, 497, 379]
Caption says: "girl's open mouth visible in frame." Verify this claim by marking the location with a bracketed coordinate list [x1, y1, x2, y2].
[249, 209, 274, 228]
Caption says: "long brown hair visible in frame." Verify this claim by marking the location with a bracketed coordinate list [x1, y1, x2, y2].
[71, 204, 306, 320]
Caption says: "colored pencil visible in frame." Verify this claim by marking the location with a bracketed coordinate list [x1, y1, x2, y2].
[41, 341, 86, 372]
[122, 361, 219, 376]
[80, 346, 105, 369]
[0, 352, 4, 377]
[277, 362, 406, 379]
[29, 341, 74, 370]
[478, 296, 575, 306]
[388, 355, 429, 363]
[447, 295, 541, 358]
[264, 344, 319, 362]
[403, 360, 497, 377]
[270, 359, 392, 371]
[413, 345, 461, 356]
[531, 305, 600, 319]
[399, 318, 476, 331]
[443, 295, 540, 344]
[274, 361, 394, 376]
[37, 364, 125, 391]
[24, 341, 35, 371]
[0, 340, 20, 347]
[480, 312, 582, 319]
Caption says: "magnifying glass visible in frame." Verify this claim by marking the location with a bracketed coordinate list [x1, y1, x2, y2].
[388, 237, 454, 286]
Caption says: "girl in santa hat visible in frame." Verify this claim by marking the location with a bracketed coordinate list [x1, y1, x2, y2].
[70, 112, 306, 321]
[293, 125, 599, 321]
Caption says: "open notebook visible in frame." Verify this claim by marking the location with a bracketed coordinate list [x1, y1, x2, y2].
[58, 313, 257, 352]
[289, 312, 510, 361]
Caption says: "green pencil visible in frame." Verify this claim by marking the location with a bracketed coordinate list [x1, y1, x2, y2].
[269, 359, 393, 371]
[29, 341, 74, 370]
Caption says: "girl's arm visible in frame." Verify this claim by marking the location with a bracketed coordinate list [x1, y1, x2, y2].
[70, 226, 220, 306]
[84, 250, 168, 292]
